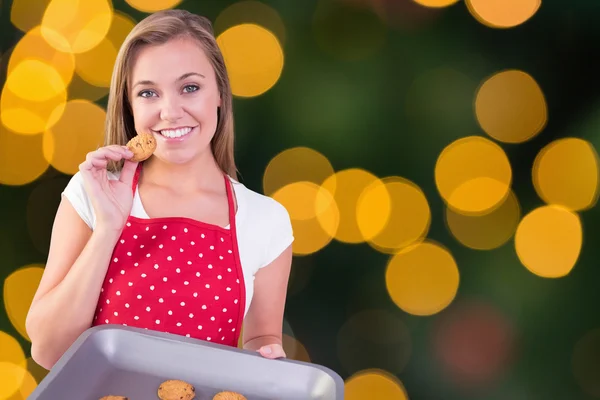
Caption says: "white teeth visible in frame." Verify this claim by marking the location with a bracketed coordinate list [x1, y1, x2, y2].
[160, 127, 192, 138]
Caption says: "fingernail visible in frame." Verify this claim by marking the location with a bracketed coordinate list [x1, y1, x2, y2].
[262, 346, 272, 355]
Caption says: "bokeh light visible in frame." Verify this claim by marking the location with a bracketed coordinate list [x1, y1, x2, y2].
[124, 0, 182, 13]
[42, 99, 106, 175]
[1, 78, 67, 136]
[572, 328, 600, 398]
[413, 0, 460, 8]
[4, 364, 37, 400]
[432, 300, 515, 391]
[466, 0, 541, 29]
[0, 362, 30, 399]
[214, 1, 287, 46]
[217, 23, 284, 98]
[0, 331, 25, 365]
[515, 205, 582, 278]
[321, 169, 385, 244]
[0, 125, 49, 186]
[386, 241, 459, 316]
[435, 136, 512, 215]
[313, 0, 386, 61]
[337, 309, 411, 375]
[272, 182, 339, 255]
[10, 0, 52, 33]
[5, 59, 66, 103]
[446, 190, 520, 250]
[74, 11, 137, 88]
[475, 70, 547, 143]
[262, 147, 335, 197]
[358, 176, 431, 253]
[345, 369, 409, 400]
[7, 26, 76, 90]
[533, 138, 599, 211]
[3, 265, 46, 341]
[282, 334, 311, 363]
[41, 0, 114, 54]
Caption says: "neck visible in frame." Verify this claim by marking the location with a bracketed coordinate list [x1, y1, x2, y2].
[140, 150, 224, 192]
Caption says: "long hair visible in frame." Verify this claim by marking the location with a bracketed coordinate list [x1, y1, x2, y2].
[104, 9, 237, 179]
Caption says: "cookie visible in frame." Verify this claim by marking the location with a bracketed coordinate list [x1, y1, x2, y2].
[213, 391, 247, 400]
[157, 379, 196, 400]
[99, 396, 128, 400]
[126, 133, 156, 162]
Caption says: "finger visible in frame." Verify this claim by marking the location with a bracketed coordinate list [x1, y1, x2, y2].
[119, 159, 139, 186]
[258, 344, 286, 359]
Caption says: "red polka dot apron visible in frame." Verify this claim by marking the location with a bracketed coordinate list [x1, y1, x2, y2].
[92, 164, 246, 347]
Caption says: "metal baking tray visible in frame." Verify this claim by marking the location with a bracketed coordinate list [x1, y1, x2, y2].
[28, 325, 344, 400]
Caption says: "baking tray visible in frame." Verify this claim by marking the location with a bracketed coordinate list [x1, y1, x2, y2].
[28, 325, 344, 400]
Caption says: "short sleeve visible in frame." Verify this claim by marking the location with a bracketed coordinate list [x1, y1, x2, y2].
[61, 171, 96, 229]
[259, 199, 294, 269]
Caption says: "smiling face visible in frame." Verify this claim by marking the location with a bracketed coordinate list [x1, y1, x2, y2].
[128, 35, 222, 165]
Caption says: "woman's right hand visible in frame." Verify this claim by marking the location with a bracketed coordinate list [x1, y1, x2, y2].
[79, 145, 139, 233]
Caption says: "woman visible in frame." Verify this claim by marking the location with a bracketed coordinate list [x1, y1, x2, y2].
[25, 9, 294, 370]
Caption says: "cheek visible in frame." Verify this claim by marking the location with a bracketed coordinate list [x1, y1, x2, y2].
[131, 102, 156, 127]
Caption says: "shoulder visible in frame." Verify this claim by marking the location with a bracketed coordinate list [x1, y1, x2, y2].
[229, 178, 294, 268]
[230, 178, 291, 224]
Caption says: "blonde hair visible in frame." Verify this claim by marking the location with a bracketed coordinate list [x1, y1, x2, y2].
[104, 9, 237, 179]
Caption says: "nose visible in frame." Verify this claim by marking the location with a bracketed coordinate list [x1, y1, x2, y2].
[159, 95, 184, 122]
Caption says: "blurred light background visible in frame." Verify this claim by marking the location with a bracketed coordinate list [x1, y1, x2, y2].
[1, 0, 600, 398]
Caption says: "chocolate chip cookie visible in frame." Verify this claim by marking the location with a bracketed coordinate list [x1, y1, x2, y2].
[213, 391, 247, 400]
[126, 133, 156, 162]
[157, 379, 196, 400]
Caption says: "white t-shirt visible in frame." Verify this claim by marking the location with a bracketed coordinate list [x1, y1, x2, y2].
[62, 171, 294, 317]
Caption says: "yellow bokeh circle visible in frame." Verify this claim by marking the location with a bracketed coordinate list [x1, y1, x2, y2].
[446, 190, 520, 250]
[41, 0, 114, 54]
[262, 147, 335, 197]
[6, 59, 66, 103]
[272, 182, 339, 255]
[43, 99, 106, 175]
[475, 70, 547, 143]
[533, 138, 599, 211]
[386, 241, 459, 316]
[466, 0, 541, 29]
[4, 265, 46, 341]
[74, 11, 138, 88]
[0, 82, 67, 136]
[515, 205, 582, 278]
[217, 23, 284, 97]
[321, 169, 385, 244]
[345, 369, 409, 400]
[124, 0, 182, 13]
[214, 1, 287, 46]
[413, 0, 460, 8]
[358, 176, 431, 253]
[0, 126, 49, 186]
[435, 135, 512, 215]
[0, 331, 25, 365]
[7, 26, 76, 90]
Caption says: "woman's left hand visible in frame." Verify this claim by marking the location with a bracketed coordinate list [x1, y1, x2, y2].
[257, 343, 286, 359]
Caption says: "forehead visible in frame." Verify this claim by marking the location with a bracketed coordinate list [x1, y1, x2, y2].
[130, 36, 215, 82]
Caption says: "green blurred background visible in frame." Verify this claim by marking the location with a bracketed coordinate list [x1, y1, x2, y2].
[1, 0, 600, 398]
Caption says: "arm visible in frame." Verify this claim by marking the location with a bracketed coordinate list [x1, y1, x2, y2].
[242, 244, 293, 358]
[25, 198, 121, 369]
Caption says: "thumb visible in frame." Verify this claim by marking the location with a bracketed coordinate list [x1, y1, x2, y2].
[258, 344, 286, 359]
[119, 160, 139, 187]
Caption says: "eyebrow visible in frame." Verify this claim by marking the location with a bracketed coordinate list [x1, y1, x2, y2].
[132, 72, 206, 90]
